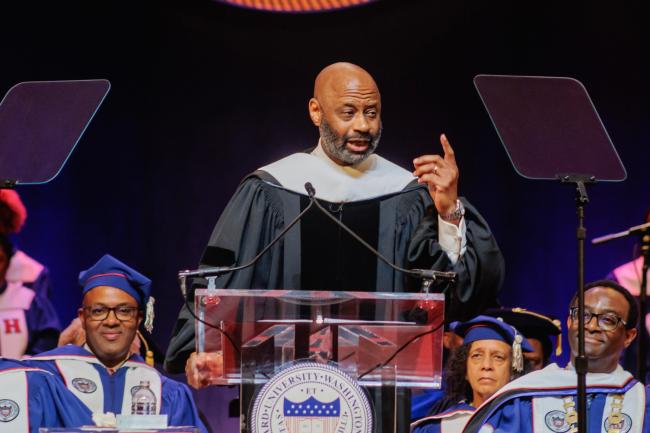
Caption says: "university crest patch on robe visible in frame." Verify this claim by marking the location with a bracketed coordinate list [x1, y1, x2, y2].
[0, 399, 19, 422]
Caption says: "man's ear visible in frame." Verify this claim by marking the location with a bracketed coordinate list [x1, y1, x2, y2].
[137, 310, 144, 327]
[309, 98, 322, 126]
[624, 327, 638, 349]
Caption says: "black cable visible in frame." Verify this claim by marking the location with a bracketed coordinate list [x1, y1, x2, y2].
[183, 295, 241, 356]
[182, 295, 274, 380]
[306, 185, 456, 284]
[218, 200, 315, 274]
[356, 321, 445, 380]
[180, 197, 315, 280]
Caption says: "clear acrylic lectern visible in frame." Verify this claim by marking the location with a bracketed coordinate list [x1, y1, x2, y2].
[195, 289, 444, 433]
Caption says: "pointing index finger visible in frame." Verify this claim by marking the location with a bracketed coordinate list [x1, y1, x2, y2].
[440, 133, 456, 162]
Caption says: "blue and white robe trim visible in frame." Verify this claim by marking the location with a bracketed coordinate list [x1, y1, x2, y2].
[411, 402, 475, 433]
[0, 367, 35, 432]
[28, 345, 162, 415]
[463, 363, 645, 433]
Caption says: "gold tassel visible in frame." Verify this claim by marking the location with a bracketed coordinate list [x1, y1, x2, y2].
[553, 319, 563, 356]
[145, 350, 154, 367]
[137, 330, 154, 367]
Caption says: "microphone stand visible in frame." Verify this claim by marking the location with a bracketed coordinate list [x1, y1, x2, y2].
[178, 196, 317, 300]
[180, 182, 457, 297]
[593, 221, 650, 382]
[560, 174, 595, 433]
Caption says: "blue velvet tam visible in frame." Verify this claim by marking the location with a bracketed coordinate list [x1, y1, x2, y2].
[78, 254, 151, 308]
[484, 307, 563, 356]
[455, 315, 534, 353]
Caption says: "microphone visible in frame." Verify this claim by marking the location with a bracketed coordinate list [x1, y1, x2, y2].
[178, 266, 235, 279]
[301, 182, 456, 290]
[305, 182, 316, 198]
[592, 221, 650, 245]
[178, 190, 317, 300]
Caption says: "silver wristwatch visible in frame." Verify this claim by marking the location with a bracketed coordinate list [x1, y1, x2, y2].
[440, 199, 465, 222]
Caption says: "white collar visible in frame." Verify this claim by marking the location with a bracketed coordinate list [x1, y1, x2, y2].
[310, 141, 378, 176]
[259, 142, 416, 203]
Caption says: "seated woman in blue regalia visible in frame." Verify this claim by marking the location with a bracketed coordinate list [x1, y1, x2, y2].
[411, 315, 533, 433]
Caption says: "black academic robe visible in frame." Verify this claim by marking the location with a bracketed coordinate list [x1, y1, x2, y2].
[164, 169, 504, 373]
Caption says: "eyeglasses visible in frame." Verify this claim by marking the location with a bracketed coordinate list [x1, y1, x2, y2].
[83, 305, 139, 322]
[569, 307, 626, 331]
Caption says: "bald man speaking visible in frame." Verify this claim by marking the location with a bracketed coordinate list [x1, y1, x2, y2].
[165, 62, 504, 380]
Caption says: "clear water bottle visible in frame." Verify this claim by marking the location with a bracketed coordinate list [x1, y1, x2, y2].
[131, 380, 156, 415]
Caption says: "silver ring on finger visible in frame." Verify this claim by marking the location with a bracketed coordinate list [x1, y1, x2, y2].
[433, 165, 439, 175]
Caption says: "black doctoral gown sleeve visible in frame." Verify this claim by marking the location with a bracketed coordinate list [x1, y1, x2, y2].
[406, 196, 504, 323]
[164, 174, 285, 373]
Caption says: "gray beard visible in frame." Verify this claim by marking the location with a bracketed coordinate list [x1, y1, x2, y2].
[319, 120, 382, 166]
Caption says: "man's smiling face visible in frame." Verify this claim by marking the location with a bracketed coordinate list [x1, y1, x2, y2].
[79, 286, 142, 368]
[567, 286, 637, 373]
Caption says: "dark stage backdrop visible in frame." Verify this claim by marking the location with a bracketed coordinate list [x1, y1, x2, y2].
[1, 0, 648, 365]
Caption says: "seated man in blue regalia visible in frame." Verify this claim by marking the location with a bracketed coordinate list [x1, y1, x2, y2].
[462, 280, 650, 433]
[411, 315, 533, 433]
[0, 359, 92, 433]
[23, 254, 207, 433]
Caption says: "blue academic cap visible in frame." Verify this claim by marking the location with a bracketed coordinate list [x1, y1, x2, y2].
[454, 315, 533, 372]
[79, 254, 151, 306]
[78, 254, 155, 332]
[455, 315, 534, 351]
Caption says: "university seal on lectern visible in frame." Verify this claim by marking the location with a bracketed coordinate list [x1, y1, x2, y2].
[251, 362, 372, 433]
